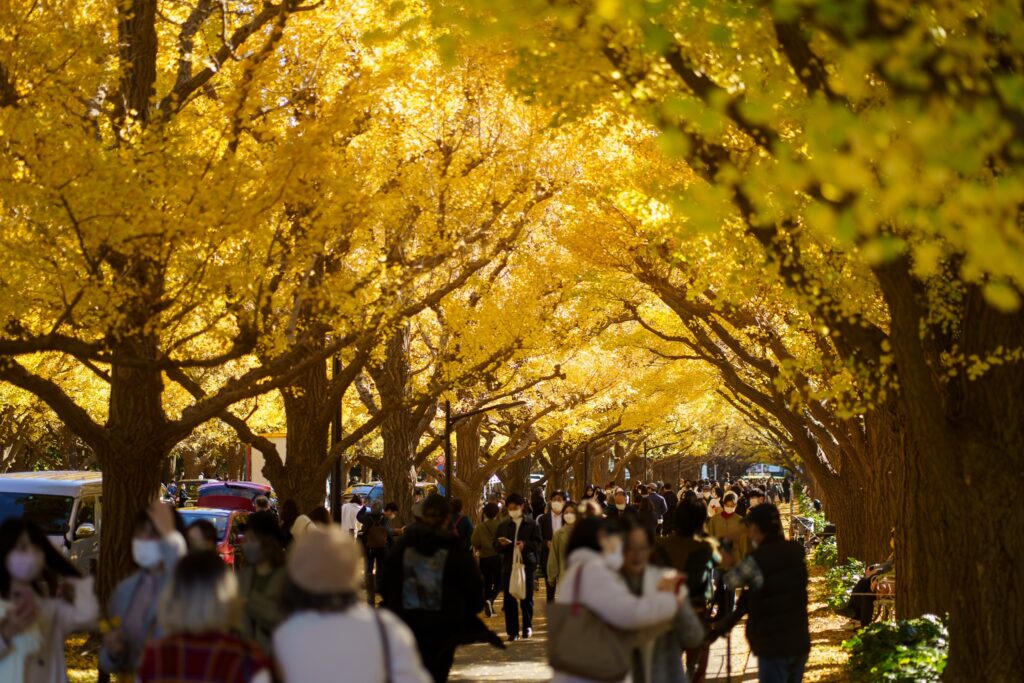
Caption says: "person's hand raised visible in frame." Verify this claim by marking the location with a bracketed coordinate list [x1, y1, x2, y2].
[148, 499, 177, 538]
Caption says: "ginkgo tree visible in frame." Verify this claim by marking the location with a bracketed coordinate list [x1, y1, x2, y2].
[429, 0, 1024, 675]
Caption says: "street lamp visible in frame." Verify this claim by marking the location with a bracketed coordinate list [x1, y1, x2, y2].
[330, 355, 344, 522]
[443, 400, 526, 499]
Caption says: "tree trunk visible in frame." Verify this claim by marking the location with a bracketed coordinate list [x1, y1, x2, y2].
[455, 415, 485, 521]
[372, 328, 419, 525]
[501, 456, 533, 498]
[272, 359, 331, 512]
[875, 265, 1024, 679]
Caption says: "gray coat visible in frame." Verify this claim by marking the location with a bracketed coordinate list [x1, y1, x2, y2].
[99, 533, 186, 674]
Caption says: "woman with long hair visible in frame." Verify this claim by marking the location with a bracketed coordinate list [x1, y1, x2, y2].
[138, 552, 271, 683]
[0, 518, 98, 682]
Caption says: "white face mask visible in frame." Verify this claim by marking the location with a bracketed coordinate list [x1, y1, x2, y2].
[132, 539, 163, 569]
[615, 503, 627, 511]
[563, 512, 577, 525]
[509, 508, 523, 520]
[551, 501, 564, 514]
[703, 492, 711, 499]
[603, 545, 624, 571]
[6, 550, 43, 582]
[724, 505, 737, 514]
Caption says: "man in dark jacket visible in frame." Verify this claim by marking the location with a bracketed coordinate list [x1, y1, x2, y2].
[661, 483, 679, 536]
[536, 490, 568, 603]
[605, 489, 635, 520]
[493, 492, 543, 641]
[381, 494, 496, 682]
[722, 503, 810, 683]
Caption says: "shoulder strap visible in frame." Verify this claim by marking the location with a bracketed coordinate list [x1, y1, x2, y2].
[374, 610, 393, 683]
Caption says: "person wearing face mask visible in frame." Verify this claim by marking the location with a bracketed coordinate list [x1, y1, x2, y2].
[549, 517, 688, 683]
[493, 493, 543, 641]
[622, 519, 704, 683]
[706, 492, 747, 618]
[236, 511, 286, 653]
[545, 502, 578, 593]
[537, 490, 568, 603]
[0, 517, 98, 683]
[101, 500, 186, 679]
[605, 489, 634, 520]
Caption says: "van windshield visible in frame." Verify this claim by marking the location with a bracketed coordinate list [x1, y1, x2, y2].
[0, 493, 75, 536]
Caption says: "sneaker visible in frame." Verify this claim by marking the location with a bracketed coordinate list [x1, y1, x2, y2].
[523, 627, 533, 639]
[484, 600, 494, 618]
[507, 634, 519, 642]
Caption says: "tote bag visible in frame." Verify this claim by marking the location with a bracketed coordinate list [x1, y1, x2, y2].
[509, 546, 527, 600]
[547, 562, 631, 681]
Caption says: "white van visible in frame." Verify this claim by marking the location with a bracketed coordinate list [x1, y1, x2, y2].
[0, 471, 102, 575]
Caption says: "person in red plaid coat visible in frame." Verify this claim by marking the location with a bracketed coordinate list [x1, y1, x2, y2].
[138, 552, 271, 683]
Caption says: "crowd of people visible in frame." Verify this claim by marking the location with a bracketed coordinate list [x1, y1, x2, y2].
[0, 473, 808, 683]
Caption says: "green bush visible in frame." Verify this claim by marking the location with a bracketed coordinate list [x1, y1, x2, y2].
[796, 490, 827, 533]
[825, 557, 864, 610]
[813, 535, 837, 568]
[844, 615, 949, 682]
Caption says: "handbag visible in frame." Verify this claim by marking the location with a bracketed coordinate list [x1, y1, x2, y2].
[547, 561, 632, 682]
[509, 546, 528, 600]
[374, 610, 393, 683]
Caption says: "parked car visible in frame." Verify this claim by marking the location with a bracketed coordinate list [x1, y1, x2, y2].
[178, 507, 249, 567]
[340, 481, 441, 505]
[197, 481, 275, 512]
[0, 471, 102, 575]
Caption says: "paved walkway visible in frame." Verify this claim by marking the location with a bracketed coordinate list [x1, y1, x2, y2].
[449, 592, 552, 681]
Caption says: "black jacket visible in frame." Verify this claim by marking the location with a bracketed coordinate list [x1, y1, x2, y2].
[380, 523, 498, 649]
[745, 537, 811, 658]
[494, 516, 543, 571]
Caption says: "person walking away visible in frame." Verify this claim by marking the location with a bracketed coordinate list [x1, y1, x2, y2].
[530, 488, 547, 523]
[237, 511, 287, 653]
[357, 500, 394, 605]
[382, 494, 498, 682]
[253, 496, 273, 515]
[647, 485, 669, 536]
[545, 502, 578, 597]
[449, 499, 474, 553]
[341, 494, 363, 537]
[782, 477, 792, 504]
[548, 517, 688, 683]
[470, 502, 503, 617]
[102, 501, 187, 677]
[0, 518, 99, 683]
[537, 490, 568, 602]
[636, 496, 660, 540]
[273, 525, 432, 683]
[654, 501, 719, 683]
[661, 484, 679, 537]
[138, 551, 272, 683]
[493, 493, 543, 641]
[622, 519, 704, 683]
[720, 504, 810, 683]
[707, 491, 746, 617]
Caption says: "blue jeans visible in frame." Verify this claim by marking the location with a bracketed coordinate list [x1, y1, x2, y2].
[759, 655, 807, 683]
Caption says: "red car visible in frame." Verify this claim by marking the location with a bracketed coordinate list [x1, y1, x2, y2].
[196, 481, 274, 512]
[178, 507, 249, 566]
